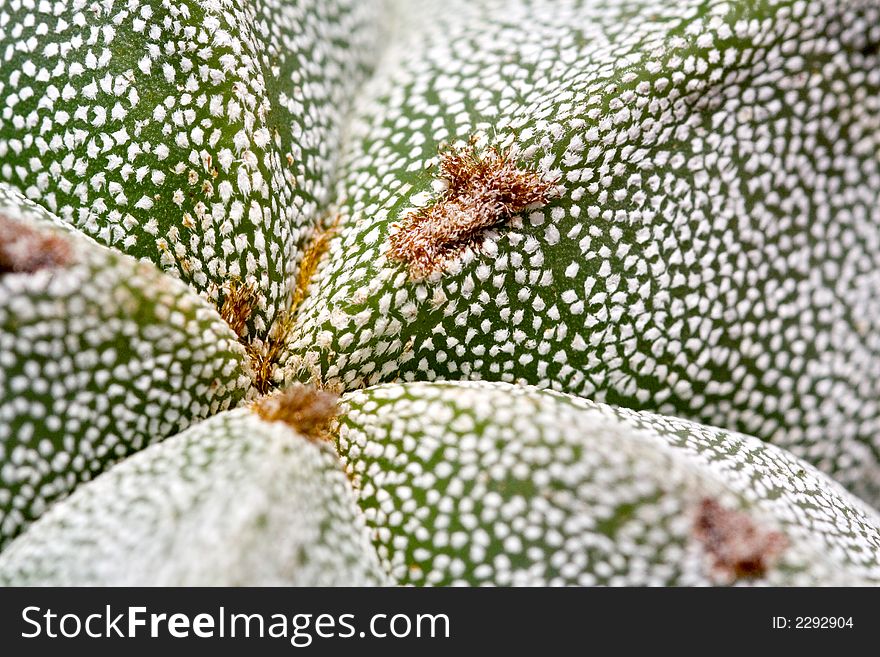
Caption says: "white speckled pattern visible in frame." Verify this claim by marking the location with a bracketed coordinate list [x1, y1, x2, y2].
[0, 0, 383, 334]
[3, 0, 880, 587]
[0, 408, 387, 585]
[339, 381, 880, 585]
[281, 0, 880, 504]
[0, 184, 250, 548]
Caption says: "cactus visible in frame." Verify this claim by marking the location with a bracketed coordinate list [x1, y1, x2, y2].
[279, 0, 880, 505]
[0, 184, 249, 547]
[0, 403, 387, 585]
[2, 0, 880, 586]
[0, 0, 383, 334]
[336, 382, 880, 586]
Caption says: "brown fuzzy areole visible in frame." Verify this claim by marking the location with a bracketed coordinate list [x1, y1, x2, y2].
[693, 498, 788, 582]
[0, 214, 73, 274]
[252, 384, 340, 441]
[387, 140, 557, 279]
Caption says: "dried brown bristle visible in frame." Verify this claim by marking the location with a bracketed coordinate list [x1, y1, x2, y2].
[0, 214, 73, 274]
[292, 217, 339, 311]
[387, 140, 556, 279]
[218, 278, 259, 339]
[245, 219, 340, 394]
[245, 329, 290, 396]
[212, 277, 269, 392]
[693, 498, 788, 582]
[252, 384, 339, 441]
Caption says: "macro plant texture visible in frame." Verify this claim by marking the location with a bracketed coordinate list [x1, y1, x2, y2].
[1, 0, 880, 586]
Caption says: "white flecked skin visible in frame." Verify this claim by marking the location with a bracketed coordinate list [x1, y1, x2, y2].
[0, 409, 387, 585]
[338, 381, 880, 586]
[3, 0, 880, 587]
[280, 0, 880, 505]
[0, 0, 384, 335]
[4, 382, 880, 586]
[0, 184, 250, 549]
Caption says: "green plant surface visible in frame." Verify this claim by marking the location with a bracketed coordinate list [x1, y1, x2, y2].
[337, 381, 880, 586]
[0, 407, 387, 585]
[0, 183, 250, 548]
[2, 0, 880, 588]
[0, 0, 383, 335]
[279, 0, 880, 504]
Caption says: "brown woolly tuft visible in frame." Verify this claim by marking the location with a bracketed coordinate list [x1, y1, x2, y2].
[693, 498, 788, 582]
[0, 214, 73, 274]
[218, 278, 259, 339]
[387, 139, 557, 279]
[252, 384, 339, 441]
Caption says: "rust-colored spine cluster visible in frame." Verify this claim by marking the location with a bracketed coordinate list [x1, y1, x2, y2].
[291, 217, 339, 311]
[388, 141, 556, 279]
[693, 498, 788, 582]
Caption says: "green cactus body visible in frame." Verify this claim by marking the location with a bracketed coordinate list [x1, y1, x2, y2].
[2, 0, 880, 588]
[0, 184, 249, 548]
[0, 407, 387, 585]
[280, 0, 880, 503]
[338, 381, 880, 586]
[0, 0, 382, 334]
